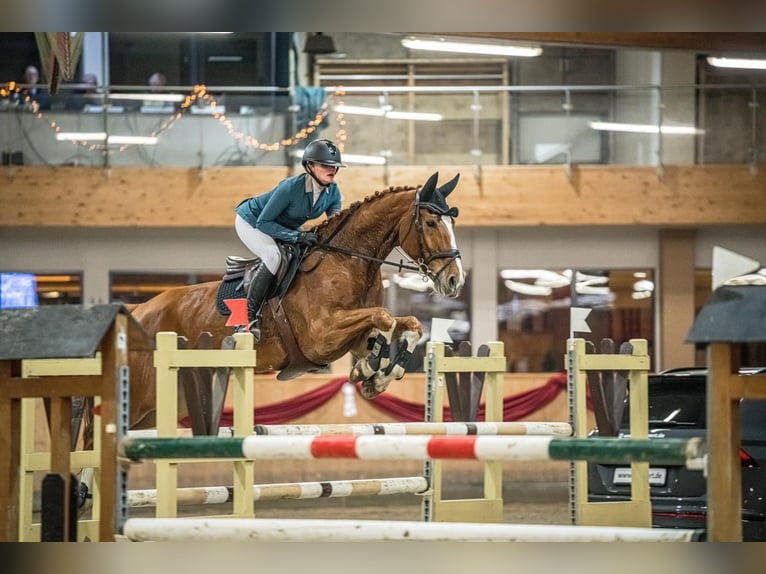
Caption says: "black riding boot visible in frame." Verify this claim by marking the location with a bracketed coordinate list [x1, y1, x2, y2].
[246, 264, 276, 342]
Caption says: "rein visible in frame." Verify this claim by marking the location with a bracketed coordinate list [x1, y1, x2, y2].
[305, 196, 461, 283]
[311, 243, 425, 274]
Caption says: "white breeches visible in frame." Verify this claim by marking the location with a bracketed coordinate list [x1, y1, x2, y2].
[235, 214, 281, 274]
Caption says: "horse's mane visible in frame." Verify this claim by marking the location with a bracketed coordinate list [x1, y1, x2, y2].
[312, 185, 417, 236]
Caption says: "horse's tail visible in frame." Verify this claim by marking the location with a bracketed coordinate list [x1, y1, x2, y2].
[73, 395, 96, 512]
[81, 395, 95, 451]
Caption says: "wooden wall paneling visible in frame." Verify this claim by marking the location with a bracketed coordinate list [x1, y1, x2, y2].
[2, 164, 766, 228]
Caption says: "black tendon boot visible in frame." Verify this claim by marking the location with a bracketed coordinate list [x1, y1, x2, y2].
[246, 264, 276, 342]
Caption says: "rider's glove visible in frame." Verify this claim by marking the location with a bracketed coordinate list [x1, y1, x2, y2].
[296, 231, 318, 246]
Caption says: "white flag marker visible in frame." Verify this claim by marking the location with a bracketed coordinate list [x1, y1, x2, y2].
[712, 246, 760, 290]
[570, 307, 592, 340]
[430, 318, 455, 343]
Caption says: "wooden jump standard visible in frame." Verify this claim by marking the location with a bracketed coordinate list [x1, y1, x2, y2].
[0, 305, 152, 542]
[152, 331, 256, 519]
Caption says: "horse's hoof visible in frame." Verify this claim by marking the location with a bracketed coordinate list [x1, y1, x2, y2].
[349, 365, 363, 384]
[350, 361, 375, 384]
[359, 378, 382, 400]
[359, 374, 392, 400]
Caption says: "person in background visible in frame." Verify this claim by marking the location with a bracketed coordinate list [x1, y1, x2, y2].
[142, 72, 173, 111]
[234, 139, 345, 340]
[20, 64, 50, 110]
[81, 73, 98, 94]
[148, 72, 167, 92]
[72, 73, 104, 111]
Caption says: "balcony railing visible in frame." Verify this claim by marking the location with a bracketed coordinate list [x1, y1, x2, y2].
[1, 81, 764, 170]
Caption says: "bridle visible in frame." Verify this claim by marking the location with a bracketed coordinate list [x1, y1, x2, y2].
[302, 193, 461, 284]
[398, 194, 461, 283]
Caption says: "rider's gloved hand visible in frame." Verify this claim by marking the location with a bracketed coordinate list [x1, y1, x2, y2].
[296, 231, 318, 246]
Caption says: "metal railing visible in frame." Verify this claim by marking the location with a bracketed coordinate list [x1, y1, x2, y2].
[1, 81, 763, 171]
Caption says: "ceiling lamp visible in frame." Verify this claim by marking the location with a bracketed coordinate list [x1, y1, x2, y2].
[303, 33, 336, 55]
[707, 56, 766, 70]
[55, 132, 158, 145]
[290, 149, 386, 165]
[402, 36, 542, 58]
[333, 104, 442, 122]
[589, 121, 704, 135]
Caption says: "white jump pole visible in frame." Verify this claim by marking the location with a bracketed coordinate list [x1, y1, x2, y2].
[121, 517, 703, 542]
[127, 476, 428, 507]
[127, 421, 573, 438]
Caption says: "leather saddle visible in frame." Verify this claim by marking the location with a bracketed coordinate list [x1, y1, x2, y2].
[216, 243, 328, 380]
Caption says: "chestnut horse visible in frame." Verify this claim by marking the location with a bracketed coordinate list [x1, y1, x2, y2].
[125, 171, 464, 430]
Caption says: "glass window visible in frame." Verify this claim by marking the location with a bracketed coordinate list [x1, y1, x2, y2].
[384, 271, 471, 372]
[110, 272, 219, 305]
[0, 272, 82, 306]
[497, 268, 654, 372]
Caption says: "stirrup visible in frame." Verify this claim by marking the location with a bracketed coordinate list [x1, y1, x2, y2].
[247, 319, 262, 342]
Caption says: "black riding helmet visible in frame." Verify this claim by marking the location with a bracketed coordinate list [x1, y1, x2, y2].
[301, 139, 347, 169]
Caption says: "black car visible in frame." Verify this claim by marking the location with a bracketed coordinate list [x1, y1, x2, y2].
[587, 367, 766, 541]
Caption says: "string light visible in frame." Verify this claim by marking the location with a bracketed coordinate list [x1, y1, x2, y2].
[333, 85, 347, 153]
[0, 82, 345, 154]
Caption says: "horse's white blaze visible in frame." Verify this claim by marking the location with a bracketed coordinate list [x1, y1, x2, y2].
[441, 216, 464, 291]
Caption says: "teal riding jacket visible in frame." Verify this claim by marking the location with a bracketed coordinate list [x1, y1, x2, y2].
[235, 173, 342, 243]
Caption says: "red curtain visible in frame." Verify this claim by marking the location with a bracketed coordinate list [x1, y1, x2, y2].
[196, 372, 572, 427]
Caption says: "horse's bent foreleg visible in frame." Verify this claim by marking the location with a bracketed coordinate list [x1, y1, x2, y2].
[360, 316, 422, 399]
[313, 307, 397, 386]
[310, 307, 422, 399]
[350, 319, 397, 382]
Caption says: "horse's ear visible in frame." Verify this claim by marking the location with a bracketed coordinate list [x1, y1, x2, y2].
[437, 173, 460, 198]
[419, 172, 439, 201]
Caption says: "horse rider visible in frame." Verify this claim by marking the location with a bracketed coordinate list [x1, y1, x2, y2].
[234, 138, 345, 340]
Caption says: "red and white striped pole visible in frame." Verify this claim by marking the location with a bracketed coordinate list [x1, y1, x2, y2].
[121, 434, 706, 468]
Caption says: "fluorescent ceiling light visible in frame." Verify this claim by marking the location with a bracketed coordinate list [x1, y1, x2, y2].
[290, 150, 386, 165]
[108, 93, 185, 103]
[392, 272, 434, 292]
[402, 37, 542, 58]
[207, 56, 243, 63]
[500, 269, 570, 288]
[334, 104, 442, 121]
[504, 279, 552, 297]
[707, 56, 766, 70]
[108, 135, 158, 145]
[589, 121, 704, 135]
[633, 279, 654, 292]
[575, 284, 611, 295]
[342, 153, 387, 165]
[56, 132, 107, 141]
[56, 133, 158, 145]
[334, 104, 386, 117]
[385, 111, 442, 121]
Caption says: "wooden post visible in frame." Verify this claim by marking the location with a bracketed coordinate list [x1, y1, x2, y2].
[0, 360, 22, 541]
[231, 332, 254, 518]
[706, 342, 742, 542]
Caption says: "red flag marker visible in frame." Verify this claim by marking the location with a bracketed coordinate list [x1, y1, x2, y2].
[224, 298, 249, 330]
